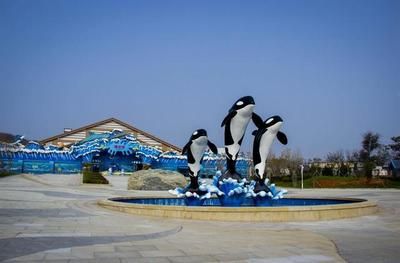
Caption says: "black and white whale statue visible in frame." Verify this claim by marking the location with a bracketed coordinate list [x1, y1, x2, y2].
[252, 115, 288, 193]
[220, 96, 263, 181]
[182, 129, 218, 194]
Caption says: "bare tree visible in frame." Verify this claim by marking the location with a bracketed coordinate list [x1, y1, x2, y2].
[279, 148, 303, 186]
[265, 148, 303, 187]
[360, 132, 381, 161]
[326, 150, 345, 163]
[312, 157, 322, 162]
[346, 150, 360, 162]
[359, 132, 381, 178]
[389, 136, 400, 159]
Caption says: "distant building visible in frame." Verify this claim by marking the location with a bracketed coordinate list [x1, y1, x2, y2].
[372, 166, 389, 177]
[1, 118, 183, 174]
[307, 161, 359, 169]
[1, 118, 251, 175]
[307, 161, 361, 171]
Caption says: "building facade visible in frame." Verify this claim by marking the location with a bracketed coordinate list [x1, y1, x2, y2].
[40, 118, 180, 152]
[1, 118, 251, 176]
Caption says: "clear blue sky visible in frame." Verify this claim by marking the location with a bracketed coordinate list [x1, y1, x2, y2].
[1, 0, 399, 159]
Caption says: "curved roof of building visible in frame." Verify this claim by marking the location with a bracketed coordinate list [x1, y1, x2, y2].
[40, 117, 181, 152]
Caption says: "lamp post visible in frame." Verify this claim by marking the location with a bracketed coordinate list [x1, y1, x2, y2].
[300, 165, 304, 190]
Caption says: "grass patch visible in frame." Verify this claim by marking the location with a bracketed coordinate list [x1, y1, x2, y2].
[271, 176, 400, 188]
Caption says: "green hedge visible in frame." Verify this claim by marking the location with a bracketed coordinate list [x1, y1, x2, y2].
[0, 170, 11, 178]
[82, 164, 109, 184]
[272, 176, 400, 188]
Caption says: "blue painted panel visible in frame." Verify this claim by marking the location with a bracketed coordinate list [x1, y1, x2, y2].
[23, 161, 54, 174]
[95, 151, 139, 172]
[11, 160, 23, 173]
[0, 159, 23, 173]
[54, 162, 82, 174]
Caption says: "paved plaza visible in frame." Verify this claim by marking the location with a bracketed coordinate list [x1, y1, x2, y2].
[0, 174, 399, 262]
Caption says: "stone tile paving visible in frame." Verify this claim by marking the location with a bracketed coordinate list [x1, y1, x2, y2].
[0, 174, 399, 262]
[286, 189, 400, 263]
[0, 208, 91, 218]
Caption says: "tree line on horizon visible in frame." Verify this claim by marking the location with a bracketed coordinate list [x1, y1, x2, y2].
[263, 132, 400, 180]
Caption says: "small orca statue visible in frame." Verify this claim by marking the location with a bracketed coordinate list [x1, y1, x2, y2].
[220, 96, 263, 181]
[182, 129, 218, 194]
[252, 115, 288, 193]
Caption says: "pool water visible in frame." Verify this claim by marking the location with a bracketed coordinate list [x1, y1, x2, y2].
[115, 197, 361, 207]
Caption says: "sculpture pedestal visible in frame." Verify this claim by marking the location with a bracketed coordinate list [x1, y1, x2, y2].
[218, 179, 246, 207]
[218, 170, 242, 183]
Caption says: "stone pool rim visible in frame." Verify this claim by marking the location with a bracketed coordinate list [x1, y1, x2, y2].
[98, 196, 378, 222]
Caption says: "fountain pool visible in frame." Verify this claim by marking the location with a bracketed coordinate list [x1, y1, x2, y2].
[98, 196, 377, 222]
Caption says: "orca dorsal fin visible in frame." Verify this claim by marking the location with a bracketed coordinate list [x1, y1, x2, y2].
[221, 111, 237, 127]
[207, 140, 218, 154]
[182, 141, 191, 155]
[252, 112, 264, 129]
[277, 131, 288, 145]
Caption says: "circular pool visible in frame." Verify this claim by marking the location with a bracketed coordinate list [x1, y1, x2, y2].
[98, 196, 377, 222]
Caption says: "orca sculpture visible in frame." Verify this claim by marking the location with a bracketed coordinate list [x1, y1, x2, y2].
[182, 129, 218, 194]
[252, 115, 288, 193]
[220, 96, 263, 181]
